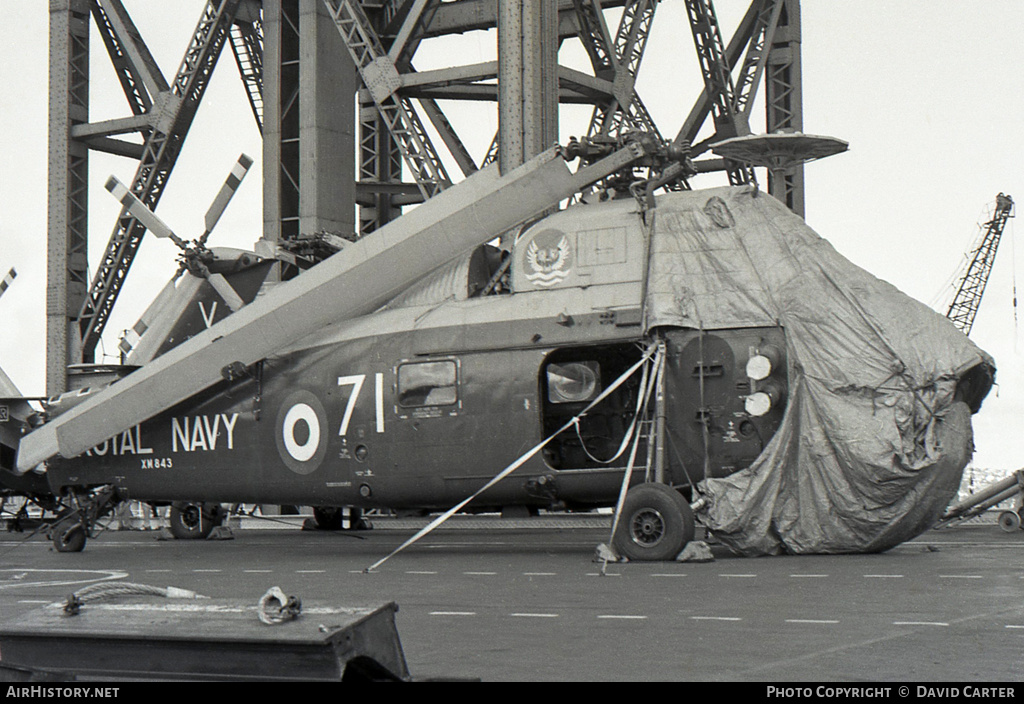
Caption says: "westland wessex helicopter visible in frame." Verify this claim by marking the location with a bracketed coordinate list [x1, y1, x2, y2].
[0, 135, 995, 560]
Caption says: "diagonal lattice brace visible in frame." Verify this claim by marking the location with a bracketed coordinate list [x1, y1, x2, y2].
[229, 16, 264, 134]
[323, 0, 451, 199]
[78, 0, 242, 361]
[684, 0, 755, 185]
[578, 0, 663, 142]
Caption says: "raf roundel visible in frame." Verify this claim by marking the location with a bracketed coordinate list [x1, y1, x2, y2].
[275, 390, 329, 475]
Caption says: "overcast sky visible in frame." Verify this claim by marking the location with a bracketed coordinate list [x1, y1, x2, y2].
[1, 1, 1022, 472]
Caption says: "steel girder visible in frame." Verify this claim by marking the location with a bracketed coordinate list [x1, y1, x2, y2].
[47, 0, 92, 395]
[47, 0, 809, 389]
[765, 0, 804, 216]
[229, 11, 265, 133]
[74, 0, 243, 368]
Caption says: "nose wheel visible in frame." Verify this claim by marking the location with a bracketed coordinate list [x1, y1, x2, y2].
[613, 483, 695, 561]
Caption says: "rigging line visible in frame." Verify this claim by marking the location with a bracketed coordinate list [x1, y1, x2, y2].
[604, 344, 662, 574]
[364, 342, 660, 573]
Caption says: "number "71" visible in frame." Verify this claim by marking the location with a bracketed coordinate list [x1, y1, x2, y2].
[337, 374, 385, 436]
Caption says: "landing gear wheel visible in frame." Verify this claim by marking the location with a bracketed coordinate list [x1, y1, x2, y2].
[613, 484, 694, 561]
[168, 502, 223, 540]
[997, 510, 1021, 533]
[313, 506, 344, 530]
[52, 518, 87, 553]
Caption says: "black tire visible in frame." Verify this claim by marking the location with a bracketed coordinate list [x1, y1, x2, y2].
[168, 502, 222, 540]
[613, 484, 694, 561]
[998, 510, 1021, 533]
[313, 506, 344, 530]
[52, 519, 87, 553]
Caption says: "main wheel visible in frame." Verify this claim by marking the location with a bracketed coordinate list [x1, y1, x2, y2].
[313, 506, 344, 530]
[168, 502, 222, 540]
[52, 518, 87, 553]
[998, 510, 1021, 533]
[613, 484, 694, 561]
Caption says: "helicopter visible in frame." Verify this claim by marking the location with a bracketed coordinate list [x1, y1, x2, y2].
[0, 135, 995, 559]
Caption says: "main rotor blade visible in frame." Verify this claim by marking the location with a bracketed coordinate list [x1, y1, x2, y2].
[105, 176, 183, 246]
[16, 144, 648, 473]
[207, 273, 245, 313]
[199, 154, 254, 245]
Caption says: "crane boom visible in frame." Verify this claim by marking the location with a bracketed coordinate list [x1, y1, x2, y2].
[946, 193, 1014, 336]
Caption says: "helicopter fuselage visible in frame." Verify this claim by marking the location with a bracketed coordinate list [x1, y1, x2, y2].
[45, 276, 787, 513]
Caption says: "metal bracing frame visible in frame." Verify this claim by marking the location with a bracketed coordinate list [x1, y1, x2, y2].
[275, 0, 301, 241]
[684, 0, 755, 186]
[580, 0, 662, 142]
[46, 0, 810, 393]
[72, 0, 242, 373]
[47, 0, 92, 395]
[764, 0, 804, 215]
[323, 0, 452, 200]
[230, 7, 265, 133]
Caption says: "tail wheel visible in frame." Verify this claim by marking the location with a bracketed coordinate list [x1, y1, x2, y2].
[168, 502, 223, 540]
[997, 510, 1022, 533]
[613, 483, 694, 561]
[52, 518, 87, 553]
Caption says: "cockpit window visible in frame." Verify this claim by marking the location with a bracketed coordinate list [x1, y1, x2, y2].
[397, 361, 457, 407]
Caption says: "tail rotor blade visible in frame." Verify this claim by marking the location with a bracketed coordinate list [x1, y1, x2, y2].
[105, 176, 184, 247]
[0, 267, 16, 302]
[207, 273, 245, 313]
[200, 154, 254, 245]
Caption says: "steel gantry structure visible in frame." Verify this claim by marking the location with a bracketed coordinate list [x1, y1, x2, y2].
[946, 193, 1015, 336]
[46, 0, 807, 394]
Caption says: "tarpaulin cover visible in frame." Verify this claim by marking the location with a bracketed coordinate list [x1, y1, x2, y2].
[644, 186, 995, 555]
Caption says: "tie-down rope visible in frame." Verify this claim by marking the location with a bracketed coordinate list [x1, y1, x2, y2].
[364, 341, 661, 572]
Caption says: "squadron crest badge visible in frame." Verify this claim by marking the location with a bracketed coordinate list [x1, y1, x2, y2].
[523, 230, 573, 287]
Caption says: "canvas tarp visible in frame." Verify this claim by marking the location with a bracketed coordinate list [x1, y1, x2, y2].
[644, 186, 995, 555]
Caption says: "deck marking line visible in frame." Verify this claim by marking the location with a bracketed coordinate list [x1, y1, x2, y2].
[729, 606, 1024, 678]
[407, 571, 438, 575]
[719, 574, 757, 578]
[296, 570, 326, 574]
[523, 572, 556, 576]
[691, 616, 742, 621]
[786, 619, 840, 624]
[464, 571, 497, 576]
[938, 575, 983, 579]
[893, 621, 949, 627]
[864, 574, 903, 578]
[789, 574, 829, 578]
[430, 611, 476, 616]
[651, 573, 686, 578]
[598, 614, 648, 620]
[511, 612, 559, 618]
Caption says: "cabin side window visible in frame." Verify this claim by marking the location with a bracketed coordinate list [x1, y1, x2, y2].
[397, 360, 458, 407]
[540, 343, 644, 470]
[546, 361, 601, 404]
